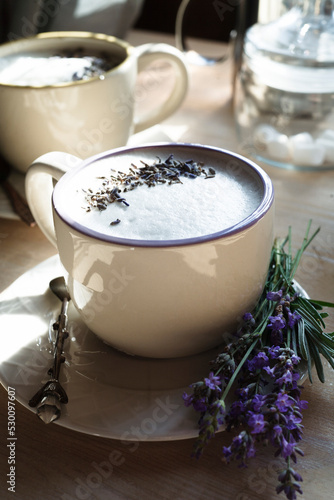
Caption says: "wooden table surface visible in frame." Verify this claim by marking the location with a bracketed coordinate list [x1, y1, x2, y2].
[0, 30, 334, 500]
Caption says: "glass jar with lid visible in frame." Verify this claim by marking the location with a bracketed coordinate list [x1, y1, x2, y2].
[234, 0, 334, 170]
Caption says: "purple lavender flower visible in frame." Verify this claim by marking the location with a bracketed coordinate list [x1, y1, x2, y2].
[272, 424, 283, 438]
[222, 431, 257, 466]
[248, 351, 269, 372]
[193, 397, 208, 412]
[276, 482, 303, 500]
[287, 311, 302, 328]
[252, 394, 266, 412]
[232, 434, 244, 447]
[222, 445, 232, 460]
[275, 392, 294, 412]
[276, 370, 293, 386]
[276, 466, 304, 500]
[297, 400, 308, 410]
[230, 400, 246, 418]
[286, 414, 302, 430]
[291, 354, 301, 365]
[280, 436, 296, 459]
[268, 346, 281, 358]
[263, 365, 276, 378]
[268, 315, 286, 331]
[204, 372, 221, 391]
[246, 444, 256, 459]
[184, 285, 309, 500]
[289, 468, 303, 482]
[255, 351, 270, 367]
[267, 290, 283, 301]
[182, 392, 193, 407]
[211, 399, 226, 425]
[183, 390, 209, 413]
[247, 412, 266, 434]
[236, 387, 249, 400]
[291, 372, 301, 390]
[243, 312, 253, 322]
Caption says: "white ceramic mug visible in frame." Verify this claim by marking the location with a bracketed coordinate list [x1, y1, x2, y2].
[26, 143, 275, 358]
[0, 31, 188, 173]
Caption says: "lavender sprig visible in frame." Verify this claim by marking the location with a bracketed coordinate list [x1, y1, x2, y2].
[183, 221, 334, 499]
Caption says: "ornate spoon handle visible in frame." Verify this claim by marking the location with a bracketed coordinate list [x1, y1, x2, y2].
[29, 279, 70, 423]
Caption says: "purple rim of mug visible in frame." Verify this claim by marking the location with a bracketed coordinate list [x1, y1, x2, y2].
[52, 143, 275, 248]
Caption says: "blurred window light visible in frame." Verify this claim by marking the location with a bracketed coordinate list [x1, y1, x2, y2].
[74, 0, 125, 19]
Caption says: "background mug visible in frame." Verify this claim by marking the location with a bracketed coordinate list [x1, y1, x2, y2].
[25, 143, 275, 359]
[0, 31, 189, 172]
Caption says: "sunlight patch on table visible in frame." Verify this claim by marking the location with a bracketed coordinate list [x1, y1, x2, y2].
[0, 314, 47, 363]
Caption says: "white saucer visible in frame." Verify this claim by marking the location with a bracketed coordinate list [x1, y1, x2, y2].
[0, 255, 223, 441]
[0, 256, 309, 441]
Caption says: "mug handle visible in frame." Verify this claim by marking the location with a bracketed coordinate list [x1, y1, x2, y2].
[133, 43, 189, 133]
[25, 152, 82, 247]
[175, 0, 234, 66]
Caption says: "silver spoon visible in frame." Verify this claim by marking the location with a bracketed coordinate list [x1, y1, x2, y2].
[29, 277, 71, 423]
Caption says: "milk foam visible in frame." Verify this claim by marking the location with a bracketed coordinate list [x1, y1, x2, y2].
[0, 52, 113, 86]
[62, 154, 263, 241]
